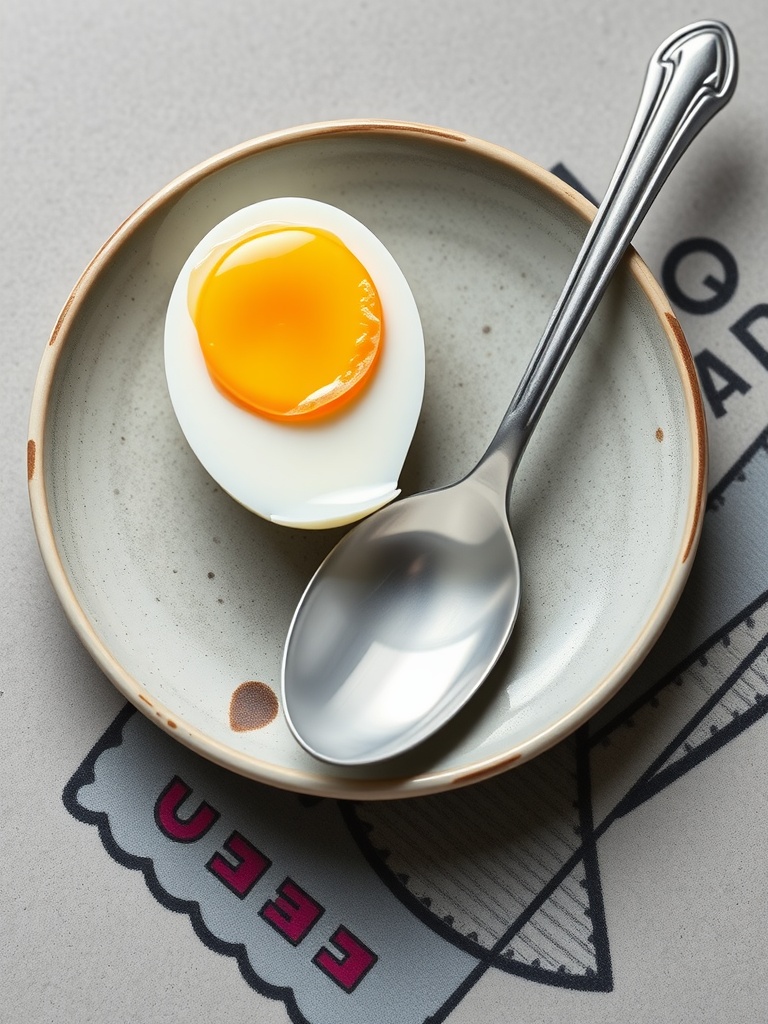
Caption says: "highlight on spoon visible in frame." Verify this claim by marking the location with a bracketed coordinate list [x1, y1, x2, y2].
[282, 483, 521, 764]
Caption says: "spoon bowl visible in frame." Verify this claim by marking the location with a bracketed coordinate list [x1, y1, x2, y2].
[283, 474, 519, 763]
[283, 20, 737, 766]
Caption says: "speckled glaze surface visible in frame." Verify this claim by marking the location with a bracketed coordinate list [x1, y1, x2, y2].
[28, 121, 706, 799]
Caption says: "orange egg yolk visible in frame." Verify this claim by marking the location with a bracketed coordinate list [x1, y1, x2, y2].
[191, 225, 383, 421]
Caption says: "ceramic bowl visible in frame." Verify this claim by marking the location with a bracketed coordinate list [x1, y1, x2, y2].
[28, 120, 706, 799]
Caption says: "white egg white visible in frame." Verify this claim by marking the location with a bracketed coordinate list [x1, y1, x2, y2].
[164, 197, 425, 529]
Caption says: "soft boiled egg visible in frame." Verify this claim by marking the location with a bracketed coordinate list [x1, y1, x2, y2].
[164, 197, 425, 528]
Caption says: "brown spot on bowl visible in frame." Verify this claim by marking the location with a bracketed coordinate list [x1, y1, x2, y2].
[49, 290, 78, 346]
[230, 680, 279, 731]
[454, 752, 521, 786]
[167, 720, 178, 729]
[656, 427, 664, 441]
[327, 121, 467, 143]
[27, 439, 36, 480]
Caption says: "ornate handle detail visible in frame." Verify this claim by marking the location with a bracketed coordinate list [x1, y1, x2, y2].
[484, 21, 738, 481]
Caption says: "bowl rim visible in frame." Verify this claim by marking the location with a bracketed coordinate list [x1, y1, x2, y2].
[27, 118, 707, 799]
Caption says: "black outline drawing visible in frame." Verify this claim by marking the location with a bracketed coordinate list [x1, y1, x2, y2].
[62, 705, 316, 1024]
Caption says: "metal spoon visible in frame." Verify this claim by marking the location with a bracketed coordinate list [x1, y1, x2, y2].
[282, 21, 737, 766]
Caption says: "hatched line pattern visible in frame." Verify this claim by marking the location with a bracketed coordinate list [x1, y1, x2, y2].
[663, 608, 768, 768]
[347, 735, 602, 978]
[498, 861, 596, 976]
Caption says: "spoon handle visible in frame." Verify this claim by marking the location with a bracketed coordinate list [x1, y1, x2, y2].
[481, 21, 737, 486]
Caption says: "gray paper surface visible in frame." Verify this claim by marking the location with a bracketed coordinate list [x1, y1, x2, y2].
[3, 2, 767, 1022]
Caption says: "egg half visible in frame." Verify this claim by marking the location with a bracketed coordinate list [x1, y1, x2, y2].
[164, 197, 425, 528]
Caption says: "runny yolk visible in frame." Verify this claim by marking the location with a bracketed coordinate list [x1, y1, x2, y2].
[190, 225, 383, 421]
